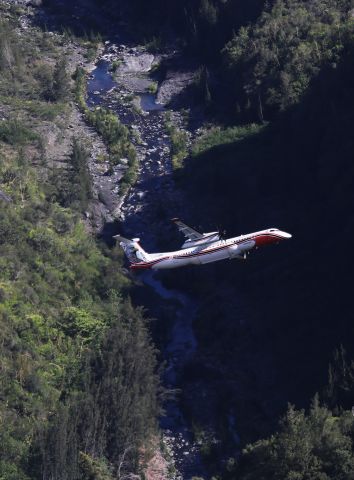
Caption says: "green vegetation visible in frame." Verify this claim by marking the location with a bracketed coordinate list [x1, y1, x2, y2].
[0, 95, 67, 121]
[104, 0, 354, 121]
[107, 0, 265, 62]
[121, 0, 354, 476]
[0, 119, 39, 146]
[234, 399, 354, 480]
[74, 67, 138, 194]
[0, 19, 21, 71]
[147, 81, 158, 94]
[178, 3, 354, 475]
[0, 18, 72, 104]
[52, 57, 71, 101]
[191, 124, 264, 157]
[324, 345, 354, 411]
[61, 26, 102, 62]
[0, 11, 160, 480]
[3, 0, 354, 478]
[0, 146, 159, 480]
[165, 114, 188, 170]
[223, 0, 354, 119]
[48, 138, 92, 210]
[109, 59, 121, 72]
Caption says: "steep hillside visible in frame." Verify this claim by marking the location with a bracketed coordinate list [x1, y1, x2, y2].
[2, 0, 354, 479]
[185, 15, 354, 392]
[172, 12, 354, 473]
[0, 6, 159, 479]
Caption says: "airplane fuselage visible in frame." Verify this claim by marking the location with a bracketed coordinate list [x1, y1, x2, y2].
[130, 228, 291, 270]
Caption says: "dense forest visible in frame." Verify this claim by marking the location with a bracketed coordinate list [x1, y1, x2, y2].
[2, 0, 354, 479]
[175, 0, 354, 478]
[111, 0, 266, 59]
[181, 26, 354, 478]
[0, 6, 159, 479]
[100, 0, 354, 118]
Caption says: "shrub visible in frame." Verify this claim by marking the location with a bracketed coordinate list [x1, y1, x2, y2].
[191, 123, 263, 156]
[0, 119, 38, 145]
[74, 67, 138, 193]
[165, 119, 188, 169]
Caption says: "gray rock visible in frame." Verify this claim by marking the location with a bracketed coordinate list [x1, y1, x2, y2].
[157, 70, 196, 105]
[98, 189, 114, 209]
[118, 53, 155, 74]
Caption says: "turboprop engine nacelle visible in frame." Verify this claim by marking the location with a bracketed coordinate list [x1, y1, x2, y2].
[228, 240, 256, 259]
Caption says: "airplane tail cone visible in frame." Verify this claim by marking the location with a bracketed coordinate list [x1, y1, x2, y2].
[113, 235, 151, 263]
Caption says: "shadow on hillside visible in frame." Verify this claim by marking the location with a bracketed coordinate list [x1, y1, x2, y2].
[100, 48, 354, 443]
[82, 31, 354, 447]
[181, 45, 354, 408]
[35, 0, 123, 38]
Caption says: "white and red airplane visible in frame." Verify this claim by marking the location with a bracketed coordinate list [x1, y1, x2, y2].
[114, 219, 292, 270]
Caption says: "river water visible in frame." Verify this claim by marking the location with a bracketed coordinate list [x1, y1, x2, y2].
[87, 53, 207, 478]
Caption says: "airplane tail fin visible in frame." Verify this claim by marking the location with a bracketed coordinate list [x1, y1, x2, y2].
[113, 235, 151, 264]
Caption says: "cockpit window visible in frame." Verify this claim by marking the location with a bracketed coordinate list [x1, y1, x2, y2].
[269, 228, 277, 232]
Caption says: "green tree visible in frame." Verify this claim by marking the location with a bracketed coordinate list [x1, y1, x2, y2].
[49, 138, 91, 209]
[223, 0, 353, 119]
[34, 62, 54, 101]
[237, 401, 354, 480]
[199, 0, 218, 27]
[324, 346, 354, 410]
[52, 57, 70, 101]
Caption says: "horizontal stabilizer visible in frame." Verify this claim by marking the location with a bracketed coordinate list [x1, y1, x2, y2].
[113, 234, 132, 244]
[113, 235, 151, 263]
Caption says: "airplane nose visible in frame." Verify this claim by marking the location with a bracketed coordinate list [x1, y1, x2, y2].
[282, 232, 292, 239]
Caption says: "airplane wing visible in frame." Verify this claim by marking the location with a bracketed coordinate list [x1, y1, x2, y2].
[172, 218, 203, 241]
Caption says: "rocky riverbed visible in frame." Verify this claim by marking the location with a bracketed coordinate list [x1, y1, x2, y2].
[85, 46, 196, 238]
[84, 42, 211, 478]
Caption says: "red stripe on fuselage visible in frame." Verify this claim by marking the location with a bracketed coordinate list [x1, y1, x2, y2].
[130, 232, 284, 269]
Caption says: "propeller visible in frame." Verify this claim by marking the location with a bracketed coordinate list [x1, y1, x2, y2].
[218, 226, 227, 240]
